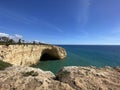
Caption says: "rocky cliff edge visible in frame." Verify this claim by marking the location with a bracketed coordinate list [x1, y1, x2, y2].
[0, 45, 67, 66]
[0, 66, 120, 90]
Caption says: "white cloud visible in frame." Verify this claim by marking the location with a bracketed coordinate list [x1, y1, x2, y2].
[10, 34, 23, 42]
[14, 34, 23, 39]
[0, 32, 9, 37]
[0, 32, 23, 42]
[34, 40, 40, 43]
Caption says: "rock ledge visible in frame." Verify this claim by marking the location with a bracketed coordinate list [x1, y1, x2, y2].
[0, 66, 120, 90]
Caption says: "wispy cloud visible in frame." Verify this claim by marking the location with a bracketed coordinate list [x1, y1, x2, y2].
[37, 19, 64, 33]
[82, 0, 91, 24]
[53, 25, 63, 33]
[78, 0, 92, 26]
[75, 30, 89, 39]
[0, 7, 63, 33]
[0, 7, 38, 25]
[0, 25, 18, 32]
[111, 25, 120, 34]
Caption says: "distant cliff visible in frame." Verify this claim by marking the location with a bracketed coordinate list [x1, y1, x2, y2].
[0, 45, 67, 66]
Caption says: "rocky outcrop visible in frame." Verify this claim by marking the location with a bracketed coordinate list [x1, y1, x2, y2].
[56, 66, 120, 90]
[0, 66, 73, 90]
[0, 45, 67, 66]
[0, 66, 120, 90]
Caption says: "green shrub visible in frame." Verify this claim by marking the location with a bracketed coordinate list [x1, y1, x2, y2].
[6, 42, 10, 46]
[58, 71, 70, 77]
[22, 70, 38, 77]
[55, 70, 70, 80]
[0, 60, 12, 70]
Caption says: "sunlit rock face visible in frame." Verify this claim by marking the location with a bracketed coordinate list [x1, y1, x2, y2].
[0, 45, 67, 66]
[0, 66, 73, 90]
[0, 66, 119, 90]
[56, 66, 120, 90]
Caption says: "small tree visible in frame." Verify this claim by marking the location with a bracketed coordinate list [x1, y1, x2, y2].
[0, 37, 2, 41]
[9, 39, 14, 44]
[0, 37, 3, 44]
[18, 39, 21, 44]
[1, 36, 9, 42]
[39, 42, 41, 45]
[22, 40, 25, 44]
[33, 41, 36, 45]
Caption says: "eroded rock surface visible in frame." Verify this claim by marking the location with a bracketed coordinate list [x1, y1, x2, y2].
[0, 66, 120, 90]
[56, 66, 120, 90]
[0, 45, 67, 66]
[0, 66, 73, 90]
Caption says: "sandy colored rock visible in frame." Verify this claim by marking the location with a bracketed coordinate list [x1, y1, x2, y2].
[0, 66, 120, 90]
[0, 45, 67, 66]
[0, 66, 73, 90]
[56, 66, 120, 90]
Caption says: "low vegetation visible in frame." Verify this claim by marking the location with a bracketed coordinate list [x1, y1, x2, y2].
[0, 60, 12, 70]
[22, 70, 38, 77]
[0, 36, 49, 46]
[56, 70, 70, 80]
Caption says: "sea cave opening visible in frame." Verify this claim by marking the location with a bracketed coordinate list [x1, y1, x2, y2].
[40, 52, 58, 61]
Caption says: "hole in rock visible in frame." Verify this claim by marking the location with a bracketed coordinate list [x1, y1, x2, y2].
[40, 52, 58, 61]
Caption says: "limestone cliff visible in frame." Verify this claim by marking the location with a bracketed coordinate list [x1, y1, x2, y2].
[0, 45, 67, 66]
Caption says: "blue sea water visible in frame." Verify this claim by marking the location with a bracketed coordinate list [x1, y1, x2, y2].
[33, 45, 120, 73]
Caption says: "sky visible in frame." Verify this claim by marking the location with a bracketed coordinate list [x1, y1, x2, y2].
[0, 0, 120, 44]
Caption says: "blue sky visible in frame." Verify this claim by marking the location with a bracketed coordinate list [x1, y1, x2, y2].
[0, 0, 120, 44]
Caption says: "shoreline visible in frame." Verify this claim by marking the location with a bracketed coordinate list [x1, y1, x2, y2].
[0, 44, 67, 66]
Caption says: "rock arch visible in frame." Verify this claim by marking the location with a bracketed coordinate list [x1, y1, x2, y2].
[0, 45, 67, 66]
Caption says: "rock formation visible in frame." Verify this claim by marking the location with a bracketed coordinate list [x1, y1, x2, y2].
[56, 66, 120, 90]
[0, 66, 73, 90]
[0, 66, 120, 90]
[0, 45, 67, 66]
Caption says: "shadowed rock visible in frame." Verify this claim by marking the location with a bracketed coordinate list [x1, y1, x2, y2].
[40, 49, 60, 61]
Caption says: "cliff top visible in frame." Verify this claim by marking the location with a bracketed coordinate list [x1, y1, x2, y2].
[0, 66, 120, 90]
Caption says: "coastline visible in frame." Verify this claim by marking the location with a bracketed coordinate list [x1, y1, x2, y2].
[0, 44, 67, 66]
[0, 44, 120, 89]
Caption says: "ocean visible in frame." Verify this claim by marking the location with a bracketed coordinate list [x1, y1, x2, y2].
[33, 45, 120, 73]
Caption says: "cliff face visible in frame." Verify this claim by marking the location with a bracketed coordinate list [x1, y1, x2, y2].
[0, 45, 67, 66]
[0, 66, 120, 90]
